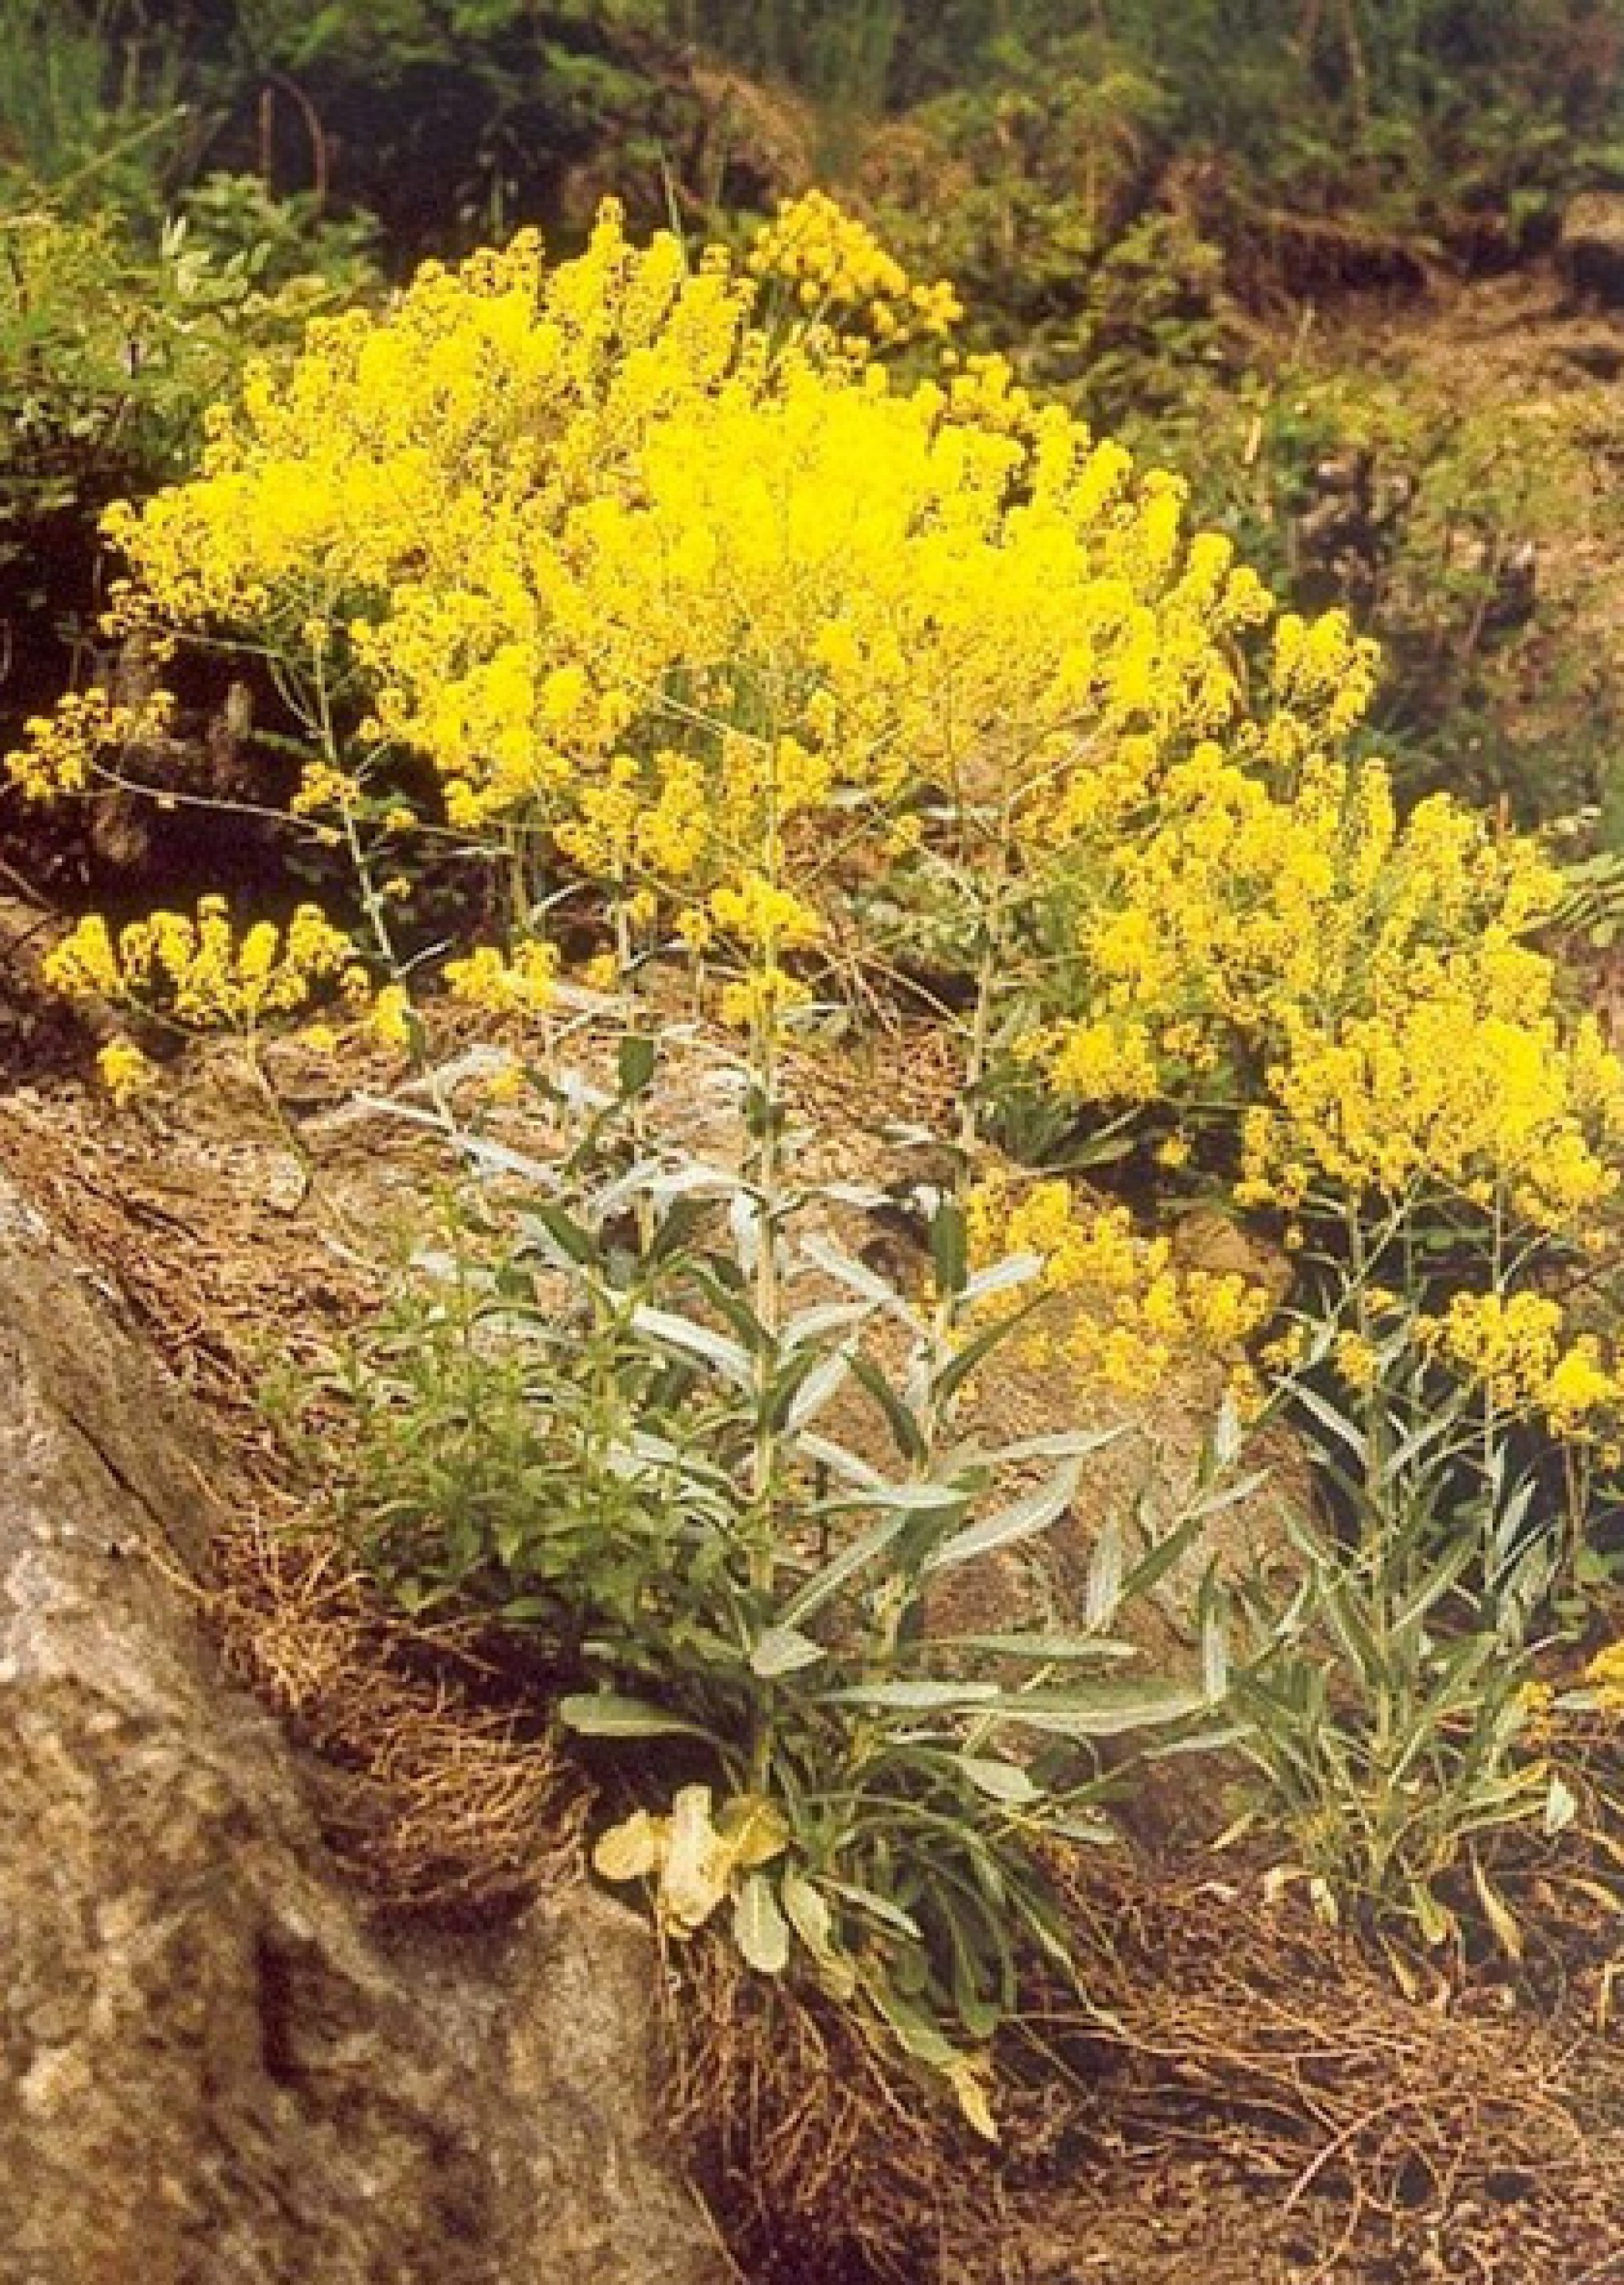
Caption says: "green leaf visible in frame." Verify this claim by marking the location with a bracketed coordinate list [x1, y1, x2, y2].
[749, 1625, 828, 1678]
[782, 1868, 857, 1997]
[820, 1877, 923, 1939]
[988, 1680, 1208, 1736]
[932, 1303, 1042, 1409]
[937, 1630, 1135, 1663]
[617, 1031, 657, 1098]
[1084, 1517, 1124, 1631]
[557, 1693, 718, 1742]
[1470, 1855, 1524, 1961]
[930, 1197, 968, 1297]
[825, 1678, 1002, 1711]
[782, 1347, 855, 1434]
[1544, 1771, 1579, 1837]
[629, 1306, 754, 1389]
[958, 1754, 1040, 1805]
[519, 1203, 597, 1267]
[960, 1251, 1042, 1306]
[924, 1461, 1081, 1573]
[777, 1508, 912, 1629]
[847, 1350, 929, 1464]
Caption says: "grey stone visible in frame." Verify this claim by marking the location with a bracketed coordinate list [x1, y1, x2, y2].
[0, 1169, 727, 2285]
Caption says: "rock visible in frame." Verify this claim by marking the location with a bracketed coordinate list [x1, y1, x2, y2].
[0, 1169, 726, 2285]
[1556, 192, 1624, 309]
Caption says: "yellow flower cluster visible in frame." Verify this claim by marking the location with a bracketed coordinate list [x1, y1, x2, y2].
[1418, 1291, 1624, 1439]
[5, 686, 173, 800]
[443, 940, 557, 1020]
[1583, 1640, 1624, 1714]
[967, 1173, 1270, 1398]
[95, 1038, 157, 1108]
[92, 201, 1352, 957]
[44, 896, 355, 1032]
[746, 188, 962, 346]
[1038, 736, 1624, 1243]
[29, 192, 1623, 1443]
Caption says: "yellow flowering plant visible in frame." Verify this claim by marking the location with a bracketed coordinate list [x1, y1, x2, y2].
[13, 184, 1624, 2017]
[42, 894, 358, 1113]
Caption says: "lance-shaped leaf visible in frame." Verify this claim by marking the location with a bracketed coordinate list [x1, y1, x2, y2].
[923, 1460, 1083, 1573]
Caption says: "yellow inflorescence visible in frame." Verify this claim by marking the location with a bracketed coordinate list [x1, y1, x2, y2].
[967, 1173, 1271, 1398]
[5, 687, 174, 800]
[1417, 1291, 1624, 1440]
[746, 188, 963, 347]
[19, 190, 1624, 1454]
[443, 940, 558, 1020]
[1039, 735, 1622, 1245]
[86, 197, 1363, 982]
[45, 896, 354, 1031]
[95, 1038, 156, 1107]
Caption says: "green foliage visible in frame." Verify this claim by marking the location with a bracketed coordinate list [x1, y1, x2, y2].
[0, 190, 376, 726]
[1228, 1244, 1571, 1957]
[1231, 1496, 1557, 1964]
[0, 0, 192, 224]
[322, 1039, 1236, 2114]
[1118, 337, 1624, 827]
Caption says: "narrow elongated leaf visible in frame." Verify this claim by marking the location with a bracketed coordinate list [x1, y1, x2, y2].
[1544, 1771, 1579, 1837]
[517, 1203, 596, 1267]
[958, 1755, 1040, 1805]
[558, 1693, 718, 1742]
[961, 1251, 1043, 1305]
[1291, 1381, 1369, 1461]
[785, 1347, 856, 1433]
[796, 1432, 886, 1490]
[988, 1680, 1208, 1736]
[800, 1234, 900, 1306]
[924, 1461, 1081, 1573]
[984, 1427, 1126, 1466]
[937, 1631, 1136, 1663]
[780, 1866, 834, 1955]
[823, 1679, 1002, 1711]
[820, 1877, 922, 1939]
[870, 1478, 974, 1513]
[1085, 1518, 1124, 1632]
[847, 1350, 928, 1463]
[930, 1198, 969, 1297]
[1189, 1468, 1274, 1521]
[933, 1305, 1043, 1409]
[629, 1306, 753, 1389]
[734, 1872, 791, 1974]
[617, 1031, 658, 1097]
[782, 1299, 873, 1352]
[777, 1508, 912, 1628]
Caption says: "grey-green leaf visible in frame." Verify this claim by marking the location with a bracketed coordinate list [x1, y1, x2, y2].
[734, 1872, 791, 1975]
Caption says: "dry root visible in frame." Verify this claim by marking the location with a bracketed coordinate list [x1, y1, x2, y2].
[664, 1931, 997, 2285]
[211, 1506, 588, 1916]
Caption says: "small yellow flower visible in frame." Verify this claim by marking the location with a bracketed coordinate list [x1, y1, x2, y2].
[96, 1037, 156, 1107]
[481, 1056, 527, 1104]
[368, 983, 413, 1051]
[579, 952, 621, 994]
